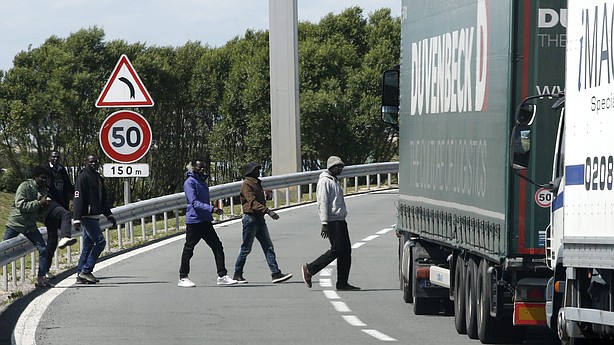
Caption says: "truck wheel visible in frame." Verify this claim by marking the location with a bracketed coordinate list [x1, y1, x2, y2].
[465, 257, 478, 339]
[477, 259, 497, 343]
[454, 256, 467, 334]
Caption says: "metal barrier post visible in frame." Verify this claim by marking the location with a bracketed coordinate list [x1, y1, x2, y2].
[175, 210, 180, 231]
[31, 252, 36, 276]
[117, 224, 123, 248]
[20, 257, 25, 285]
[285, 187, 290, 206]
[141, 218, 146, 241]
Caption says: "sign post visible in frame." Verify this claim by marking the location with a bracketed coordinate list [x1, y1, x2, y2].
[97, 54, 154, 239]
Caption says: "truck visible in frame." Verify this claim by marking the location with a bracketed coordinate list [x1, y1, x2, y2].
[381, 0, 567, 343]
[513, 1, 614, 344]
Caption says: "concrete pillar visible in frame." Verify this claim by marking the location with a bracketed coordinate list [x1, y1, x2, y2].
[269, 0, 301, 176]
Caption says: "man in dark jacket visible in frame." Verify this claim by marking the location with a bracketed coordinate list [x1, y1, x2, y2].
[73, 154, 116, 284]
[43, 151, 77, 278]
[178, 158, 237, 287]
[232, 162, 292, 284]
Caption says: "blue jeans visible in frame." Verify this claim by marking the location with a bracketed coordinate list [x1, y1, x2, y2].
[234, 214, 280, 276]
[4, 226, 48, 278]
[77, 218, 106, 274]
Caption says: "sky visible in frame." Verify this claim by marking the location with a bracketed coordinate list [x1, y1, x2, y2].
[0, 1, 401, 72]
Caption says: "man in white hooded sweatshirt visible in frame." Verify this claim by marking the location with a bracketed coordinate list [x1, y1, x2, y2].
[301, 156, 360, 291]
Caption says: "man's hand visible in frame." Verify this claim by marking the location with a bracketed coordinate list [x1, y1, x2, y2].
[107, 215, 117, 228]
[267, 209, 279, 220]
[39, 196, 51, 207]
[320, 224, 329, 239]
[213, 207, 224, 215]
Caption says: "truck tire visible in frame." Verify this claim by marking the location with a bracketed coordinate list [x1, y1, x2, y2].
[454, 256, 467, 334]
[477, 259, 497, 343]
[465, 257, 479, 339]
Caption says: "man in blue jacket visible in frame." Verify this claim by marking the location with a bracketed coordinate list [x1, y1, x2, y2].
[178, 158, 237, 287]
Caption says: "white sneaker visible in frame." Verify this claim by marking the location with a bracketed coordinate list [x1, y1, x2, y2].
[217, 275, 238, 285]
[178, 277, 196, 287]
[58, 237, 77, 249]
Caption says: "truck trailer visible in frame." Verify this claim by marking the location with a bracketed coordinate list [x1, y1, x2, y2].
[513, 1, 614, 344]
[381, 0, 566, 343]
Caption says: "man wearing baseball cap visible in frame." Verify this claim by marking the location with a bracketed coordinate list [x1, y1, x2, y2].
[302, 156, 360, 291]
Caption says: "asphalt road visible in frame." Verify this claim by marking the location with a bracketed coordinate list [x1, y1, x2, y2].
[6, 190, 560, 345]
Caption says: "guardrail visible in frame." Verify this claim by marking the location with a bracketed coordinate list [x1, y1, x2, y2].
[0, 162, 398, 293]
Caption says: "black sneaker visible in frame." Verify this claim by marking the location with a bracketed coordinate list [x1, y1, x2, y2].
[336, 284, 361, 291]
[35, 280, 54, 288]
[233, 275, 248, 284]
[272, 272, 293, 283]
[79, 272, 98, 284]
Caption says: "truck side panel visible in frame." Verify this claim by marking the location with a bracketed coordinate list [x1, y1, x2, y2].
[398, 0, 566, 261]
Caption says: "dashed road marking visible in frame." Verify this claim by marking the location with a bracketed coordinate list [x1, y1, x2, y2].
[319, 278, 332, 287]
[319, 227, 398, 342]
[343, 315, 367, 327]
[323, 290, 340, 299]
[362, 235, 379, 241]
[362, 329, 397, 341]
[377, 228, 394, 235]
[351, 242, 365, 249]
[331, 301, 351, 312]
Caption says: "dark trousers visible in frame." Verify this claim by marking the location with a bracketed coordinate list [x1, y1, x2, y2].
[306, 220, 352, 288]
[180, 222, 228, 278]
[44, 205, 73, 271]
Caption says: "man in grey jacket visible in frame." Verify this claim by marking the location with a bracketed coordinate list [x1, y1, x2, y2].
[301, 156, 360, 291]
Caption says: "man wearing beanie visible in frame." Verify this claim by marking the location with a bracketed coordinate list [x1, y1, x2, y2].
[233, 162, 292, 284]
[302, 156, 360, 291]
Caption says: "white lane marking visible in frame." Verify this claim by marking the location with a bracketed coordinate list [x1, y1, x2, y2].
[13, 234, 186, 345]
[323, 290, 340, 299]
[361, 235, 379, 241]
[319, 278, 332, 287]
[331, 301, 351, 312]
[377, 228, 393, 235]
[343, 315, 367, 327]
[362, 329, 397, 341]
[323, 225, 398, 342]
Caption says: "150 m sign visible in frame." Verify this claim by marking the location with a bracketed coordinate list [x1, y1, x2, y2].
[103, 163, 150, 177]
[99, 110, 152, 163]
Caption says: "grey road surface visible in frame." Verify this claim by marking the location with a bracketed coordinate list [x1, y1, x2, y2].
[14, 190, 558, 345]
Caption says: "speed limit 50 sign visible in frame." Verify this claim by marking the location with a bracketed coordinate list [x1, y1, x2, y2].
[99, 110, 152, 163]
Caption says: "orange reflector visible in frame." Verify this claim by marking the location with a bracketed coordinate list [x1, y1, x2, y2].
[554, 281, 561, 293]
[513, 302, 546, 326]
[416, 267, 430, 280]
